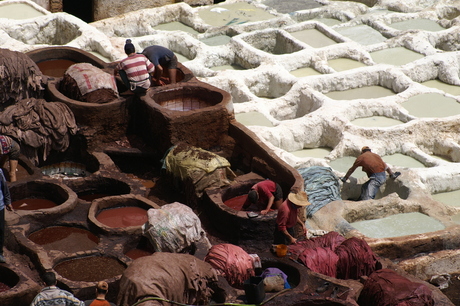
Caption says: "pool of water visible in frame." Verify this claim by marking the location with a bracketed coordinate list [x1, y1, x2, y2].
[328, 58, 367, 72]
[28, 226, 99, 253]
[421, 80, 460, 96]
[370, 47, 424, 66]
[335, 25, 386, 45]
[0, 3, 45, 19]
[325, 85, 395, 100]
[198, 2, 276, 27]
[235, 111, 274, 127]
[96, 206, 148, 228]
[351, 116, 404, 127]
[12, 198, 57, 210]
[54, 256, 125, 282]
[154, 21, 199, 35]
[289, 28, 337, 48]
[382, 153, 425, 168]
[390, 19, 445, 32]
[200, 35, 232, 46]
[291, 147, 331, 158]
[328, 156, 367, 179]
[350, 212, 445, 238]
[402, 93, 460, 118]
[432, 189, 460, 207]
[290, 66, 322, 78]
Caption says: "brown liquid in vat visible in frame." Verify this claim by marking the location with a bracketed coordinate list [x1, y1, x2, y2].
[124, 248, 153, 260]
[37, 59, 76, 77]
[12, 198, 57, 210]
[28, 226, 99, 253]
[96, 207, 148, 228]
[54, 256, 125, 282]
[224, 194, 248, 211]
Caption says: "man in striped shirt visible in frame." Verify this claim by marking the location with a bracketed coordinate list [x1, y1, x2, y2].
[30, 272, 84, 306]
[117, 39, 155, 95]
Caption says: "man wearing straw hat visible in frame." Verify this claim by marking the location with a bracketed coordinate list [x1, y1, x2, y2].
[274, 191, 310, 245]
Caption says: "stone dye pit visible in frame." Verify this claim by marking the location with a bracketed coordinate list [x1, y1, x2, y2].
[2, 0, 460, 304]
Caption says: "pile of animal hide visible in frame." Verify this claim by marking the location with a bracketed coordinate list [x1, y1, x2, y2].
[0, 98, 78, 165]
[59, 63, 118, 104]
[117, 252, 226, 306]
[0, 48, 44, 107]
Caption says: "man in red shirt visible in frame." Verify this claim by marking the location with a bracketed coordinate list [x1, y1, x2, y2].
[243, 179, 283, 215]
[84, 281, 116, 306]
[117, 39, 155, 95]
[274, 191, 310, 245]
[341, 146, 401, 200]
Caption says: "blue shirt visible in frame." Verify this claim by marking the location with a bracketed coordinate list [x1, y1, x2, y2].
[0, 169, 10, 211]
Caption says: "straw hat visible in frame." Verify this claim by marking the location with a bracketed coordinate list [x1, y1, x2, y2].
[287, 191, 311, 207]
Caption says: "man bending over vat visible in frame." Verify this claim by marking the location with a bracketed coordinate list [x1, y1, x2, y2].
[340, 146, 401, 200]
[116, 39, 155, 95]
[243, 179, 283, 215]
[30, 271, 84, 306]
[274, 191, 310, 245]
[0, 168, 12, 263]
[142, 45, 178, 85]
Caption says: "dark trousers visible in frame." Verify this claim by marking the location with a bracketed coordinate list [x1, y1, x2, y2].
[119, 70, 148, 94]
[273, 226, 295, 245]
[0, 208, 4, 255]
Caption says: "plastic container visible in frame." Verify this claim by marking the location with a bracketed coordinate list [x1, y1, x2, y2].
[244, 276, 265, 304]
[276, 244, 288, 257]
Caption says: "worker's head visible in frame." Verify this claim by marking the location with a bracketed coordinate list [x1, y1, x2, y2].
[248, 190, 258, 204]
[361, 146, 371, 153]
[42, 271, 57, 286]
[124, 39, 135, 55]
[96, 281, 109, 295]
[288, 191, 311, 208]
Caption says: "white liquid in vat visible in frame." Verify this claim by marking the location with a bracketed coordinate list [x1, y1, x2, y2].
[235, 111, 274, 127]
[290, 29, 337, 48]
[325, 85, 395, 100]
[351, 212, 445, 238]
[390, 19, 445, 32]
[198, 2, 276, 27]
[382, 153, 425, 168]
[421, 80, 460, 96]
[328, 58, 367, 72]
[290, 67, 322, 78]
[371, 47, 424, 66]
[351, 116, 404, 127]
[335, 25, 387, 45]
[154, 21, 200, 35]
[432, 190, 460, 207]
[291, 147, 331, 158]
[0, 3, 45, 19]
[402, 93, 460, 118]
[328, 156, 367, 179]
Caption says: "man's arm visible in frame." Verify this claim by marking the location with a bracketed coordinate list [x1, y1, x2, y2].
[261, 196, 275, 215]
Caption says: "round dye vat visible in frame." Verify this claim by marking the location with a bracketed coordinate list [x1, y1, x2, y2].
[0, 282, 10, 293]
[37, 59, 76, 78]
[28, 226, 99, 253]
[54, 256, 125, 282]
[224, 194, 248, 211]
[96, 207, 148, 228]
[12, 198, 57, 210]
[78, 193, 110, 202]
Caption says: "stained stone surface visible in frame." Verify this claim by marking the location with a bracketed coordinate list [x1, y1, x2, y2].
[3, 0, 460, 296]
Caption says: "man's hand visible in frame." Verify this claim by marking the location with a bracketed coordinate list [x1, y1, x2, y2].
[340, 177, 347, 183]
[390, 172, 401, 180]
[5, 204, 13, 211]
[260, 209, 269, 215]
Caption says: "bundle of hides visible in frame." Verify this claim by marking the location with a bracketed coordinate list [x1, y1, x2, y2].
[0, 48, 44, 106]
[162, 143, 236, 197]
[142, 202, 211, 253]
[0, 98, 78, 165]
[358, 269, 435, 306]
[298, 166, 341, 217]
[59, 63, 118, 104]
[289, 232, 381, 280]
[260, 268, 290, 292]
[204, 243, 255, 289]
[117, 252, 226, 306]
[335, 237, 382, 280]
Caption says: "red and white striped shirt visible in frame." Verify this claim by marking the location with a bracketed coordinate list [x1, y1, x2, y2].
[117, 54, 155, 89]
